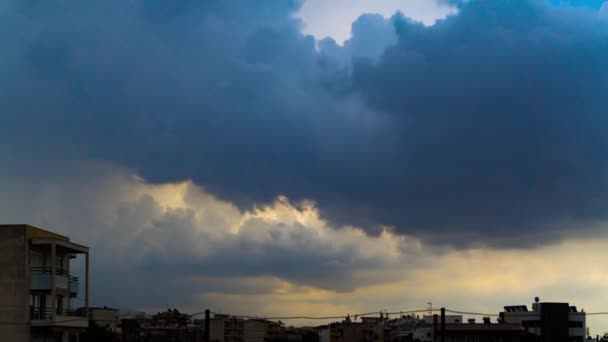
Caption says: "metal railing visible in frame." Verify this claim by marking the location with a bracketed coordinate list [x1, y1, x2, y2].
[30, 307, 87, 320]
[30, 267, 79, 294]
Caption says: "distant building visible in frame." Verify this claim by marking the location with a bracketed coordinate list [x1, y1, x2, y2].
[440, 321, 534, 342]
[89, 306, 120, 335]
[210, 315, 245, 342]
[387, 315, 417, 341]
[207, 316, 291, 342]
[317, 325, 331, 342]
[423, 315, 463, 324]
[0, 224, 89, 342]
[244, 319, 266, 342]
[500, 300, 586, 342]
[422, 299, 587, 342]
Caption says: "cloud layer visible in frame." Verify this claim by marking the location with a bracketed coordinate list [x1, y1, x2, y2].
[0, 161, 422, 305]
[3, 0, 608, 246]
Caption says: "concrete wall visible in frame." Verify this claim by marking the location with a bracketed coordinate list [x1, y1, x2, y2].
[0, 225, 30, 341]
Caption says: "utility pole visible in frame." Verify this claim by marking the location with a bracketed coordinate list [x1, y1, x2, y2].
[204, 309, 210, 342]
[440, 307, 445, 342]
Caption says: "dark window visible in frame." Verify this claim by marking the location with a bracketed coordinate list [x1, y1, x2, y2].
[568, 321, 583, 328]
[522, 320, 541, 328]
[56, 295, 64, 314]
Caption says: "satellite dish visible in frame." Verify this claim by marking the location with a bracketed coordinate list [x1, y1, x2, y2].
[534, 297, 540, 303]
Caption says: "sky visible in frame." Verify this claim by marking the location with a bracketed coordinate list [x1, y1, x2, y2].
[2, 0, 608, 335]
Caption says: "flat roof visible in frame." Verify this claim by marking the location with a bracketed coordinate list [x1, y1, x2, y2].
[1, 224, 88, 251]
[1, 224, 70, 242]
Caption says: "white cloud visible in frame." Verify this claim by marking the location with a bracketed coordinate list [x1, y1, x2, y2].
[600, 2, 608, 19]
[296, 0, 456, 44]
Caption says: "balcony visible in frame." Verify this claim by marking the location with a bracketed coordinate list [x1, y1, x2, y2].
[30, 267, 79, 296]
[30, 308, 88, 328]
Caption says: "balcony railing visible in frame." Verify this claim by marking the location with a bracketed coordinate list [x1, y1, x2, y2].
[30, 267, 69, 276]
[30, 307, 87, 320]
[30, 267, 79, 295]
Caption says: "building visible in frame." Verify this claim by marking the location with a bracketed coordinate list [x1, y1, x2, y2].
[500, 299, 586, 342]
[0, 225, 89, 342]
[243, 319, 266, 342]
[316, 315, 389, 342]
[386, 316, 417, 341]
[210, 315, 245, 342]
[411, 315, 464, 342]
[423, 315, 463, 325]
[440, 322, 534, 342]
[0, 224, 89, 342]
[317, 325, 331, 342]
[89, 306, 120, 335]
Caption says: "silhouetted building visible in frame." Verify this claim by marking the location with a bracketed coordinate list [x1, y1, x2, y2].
[438, 321, 535, 342]
[500, 300, 586, 342]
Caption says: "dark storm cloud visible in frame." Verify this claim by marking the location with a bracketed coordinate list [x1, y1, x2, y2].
[2, 0, 608, 247]
[346, 0, 608, 245]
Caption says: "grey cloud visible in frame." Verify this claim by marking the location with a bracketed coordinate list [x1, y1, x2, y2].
[0, 161, 417, 309]
[2, 0, 608, 248]
[346, 0, 608, 245]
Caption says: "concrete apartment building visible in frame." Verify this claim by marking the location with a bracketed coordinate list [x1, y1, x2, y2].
[500, 299, 586, 342]
[0, 225, 89, 342]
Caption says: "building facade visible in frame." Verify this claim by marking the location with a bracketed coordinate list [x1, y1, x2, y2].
[500, 301, 586, 342]
[89, 307, 120, 335]
[0, 225, 89, 342]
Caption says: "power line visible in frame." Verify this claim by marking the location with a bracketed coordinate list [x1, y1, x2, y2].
[201, 308, 608, 321]
[444, 309, 499, 317]
[203, 308, 439, 321]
